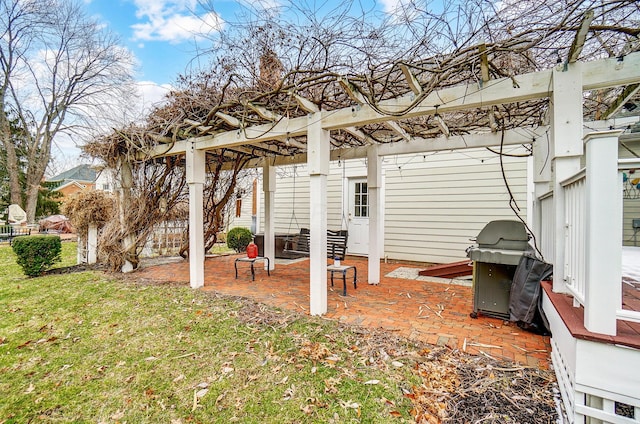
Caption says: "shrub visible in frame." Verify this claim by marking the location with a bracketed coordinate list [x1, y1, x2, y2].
[226, 227, 252, 253]
[12, 235, 62, 277]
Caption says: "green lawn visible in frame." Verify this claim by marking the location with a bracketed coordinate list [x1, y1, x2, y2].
[0, 242, 421, 423]
[0, 241, 557, 423]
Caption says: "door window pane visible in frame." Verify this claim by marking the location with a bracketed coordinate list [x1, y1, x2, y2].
[354, 182, 369, 218]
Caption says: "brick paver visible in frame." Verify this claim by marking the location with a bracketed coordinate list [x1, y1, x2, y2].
[137, 254, 551, 368]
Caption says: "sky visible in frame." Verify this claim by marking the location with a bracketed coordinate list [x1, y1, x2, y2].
[83, 0, 400, 110]
[50, 0, 407, 167]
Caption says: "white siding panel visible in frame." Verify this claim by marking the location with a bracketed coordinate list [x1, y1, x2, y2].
[383, 148, 529, 263]
[327, 163, 347, 229]
[274, 165, 310, 233]
[225, 179, 256, 232]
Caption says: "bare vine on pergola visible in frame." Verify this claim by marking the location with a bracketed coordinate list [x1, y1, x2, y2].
[83, 127, 189, 270]
[82, 0, 638, 270]
[138, 0, 638, 157]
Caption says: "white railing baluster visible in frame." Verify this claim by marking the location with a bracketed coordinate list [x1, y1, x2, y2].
[539, 193, 554, 262]
[561, 170, 587, 306]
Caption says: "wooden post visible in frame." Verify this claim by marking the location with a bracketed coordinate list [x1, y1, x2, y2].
[186, 143, 205, 289]
[118, 159, 136, 273]
[87, 223, 97, 264]
[533, 120, 553, 261]
[367, 145, 382, 285]
[263, 162, 275, 270]
[77, 233, 86, 264]
[308, 112, 329, 316]
[551, 63, 584, 294]
[583, 130, 623, 335]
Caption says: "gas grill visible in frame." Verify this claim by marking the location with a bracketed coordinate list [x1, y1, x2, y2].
[466, 220, 532, 319]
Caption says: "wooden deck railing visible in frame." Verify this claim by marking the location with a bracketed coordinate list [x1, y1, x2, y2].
[560, 170, 587, 306]
[538, 130, 634, 336]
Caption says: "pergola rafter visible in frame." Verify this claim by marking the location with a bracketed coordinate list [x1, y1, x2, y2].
[147, 52, 640, 159]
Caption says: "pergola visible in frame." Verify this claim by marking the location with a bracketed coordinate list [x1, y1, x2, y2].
[106, 8, 640, 421]
[146, 44, 640, 315]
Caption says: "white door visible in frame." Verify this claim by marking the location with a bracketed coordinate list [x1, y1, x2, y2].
[347, 178, 369, 255]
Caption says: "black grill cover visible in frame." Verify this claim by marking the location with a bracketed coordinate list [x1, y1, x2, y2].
[508, 253, 553, 335]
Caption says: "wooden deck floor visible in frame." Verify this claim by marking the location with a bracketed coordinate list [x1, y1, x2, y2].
[542, 281, 640, 349]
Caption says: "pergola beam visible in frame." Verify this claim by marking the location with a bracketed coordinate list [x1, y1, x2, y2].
[236, 126, 547, 169]
[278, 137, 306, 149]
[338, 77, 367, 105]
[479, 43, 498, 133]
[343, 127, 374, 144]
[215, 112, 242, 128]
[385, 120, 412, 141]
[227, 144, 279, 157]
[398, 63, 422, 95]
[567, 10, 595, 64]
[184, 119, 213, 133]
[147, 52, 640, 157]
[479, 44, 490, 84]
[434, 114, 450, 138]
[247, 102, 282, 121]
[292, 93, 320, 113]
[221, 116, 640, 170]
[601, 84, 640, 119]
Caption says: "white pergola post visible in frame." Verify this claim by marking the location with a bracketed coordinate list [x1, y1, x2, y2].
[367, 145, 382, 284]
[87, 223, 98, 264]
[118, 159, 136, 273]
[262, 162, 276, 270]
[583, 130, 622, 336]
[533, 126, 553, 261]
[551, 63, 584, 294]
[186, 143, 205, 288]
[308, 112, 329, 315]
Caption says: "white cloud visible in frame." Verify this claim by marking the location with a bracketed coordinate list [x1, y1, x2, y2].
[378, 0, 423, 22]
[131, 0, 224, 43]
[379, 0, 399, 14]
[136, 80, 173, 114]
[237, 0, 282, 10]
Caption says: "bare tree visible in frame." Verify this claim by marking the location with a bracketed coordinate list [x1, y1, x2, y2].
[0, 0, 135, 222]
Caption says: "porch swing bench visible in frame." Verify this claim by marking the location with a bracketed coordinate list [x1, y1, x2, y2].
[284, 228, 349, 260]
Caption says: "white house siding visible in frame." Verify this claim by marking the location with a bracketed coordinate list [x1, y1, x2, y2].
[226, 178, 260, 233]
[383, 148, 529, 263]
[228, 190, 254, 231]
[248, 146, 529, 264]
[273, 167, 311, 232]
[257, 163, 348, 233]
[95, 168, 116, 193]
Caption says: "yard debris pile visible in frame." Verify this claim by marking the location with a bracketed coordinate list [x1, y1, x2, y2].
[411, 347, 557, 423]
[229, 293, 558, 423]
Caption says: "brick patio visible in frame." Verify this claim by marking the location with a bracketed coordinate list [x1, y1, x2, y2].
[136, 254, 551, 368]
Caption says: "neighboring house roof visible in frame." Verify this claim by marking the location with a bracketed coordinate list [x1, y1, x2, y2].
[55, 180, 91, 193]
[47, 164, 96, 190]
